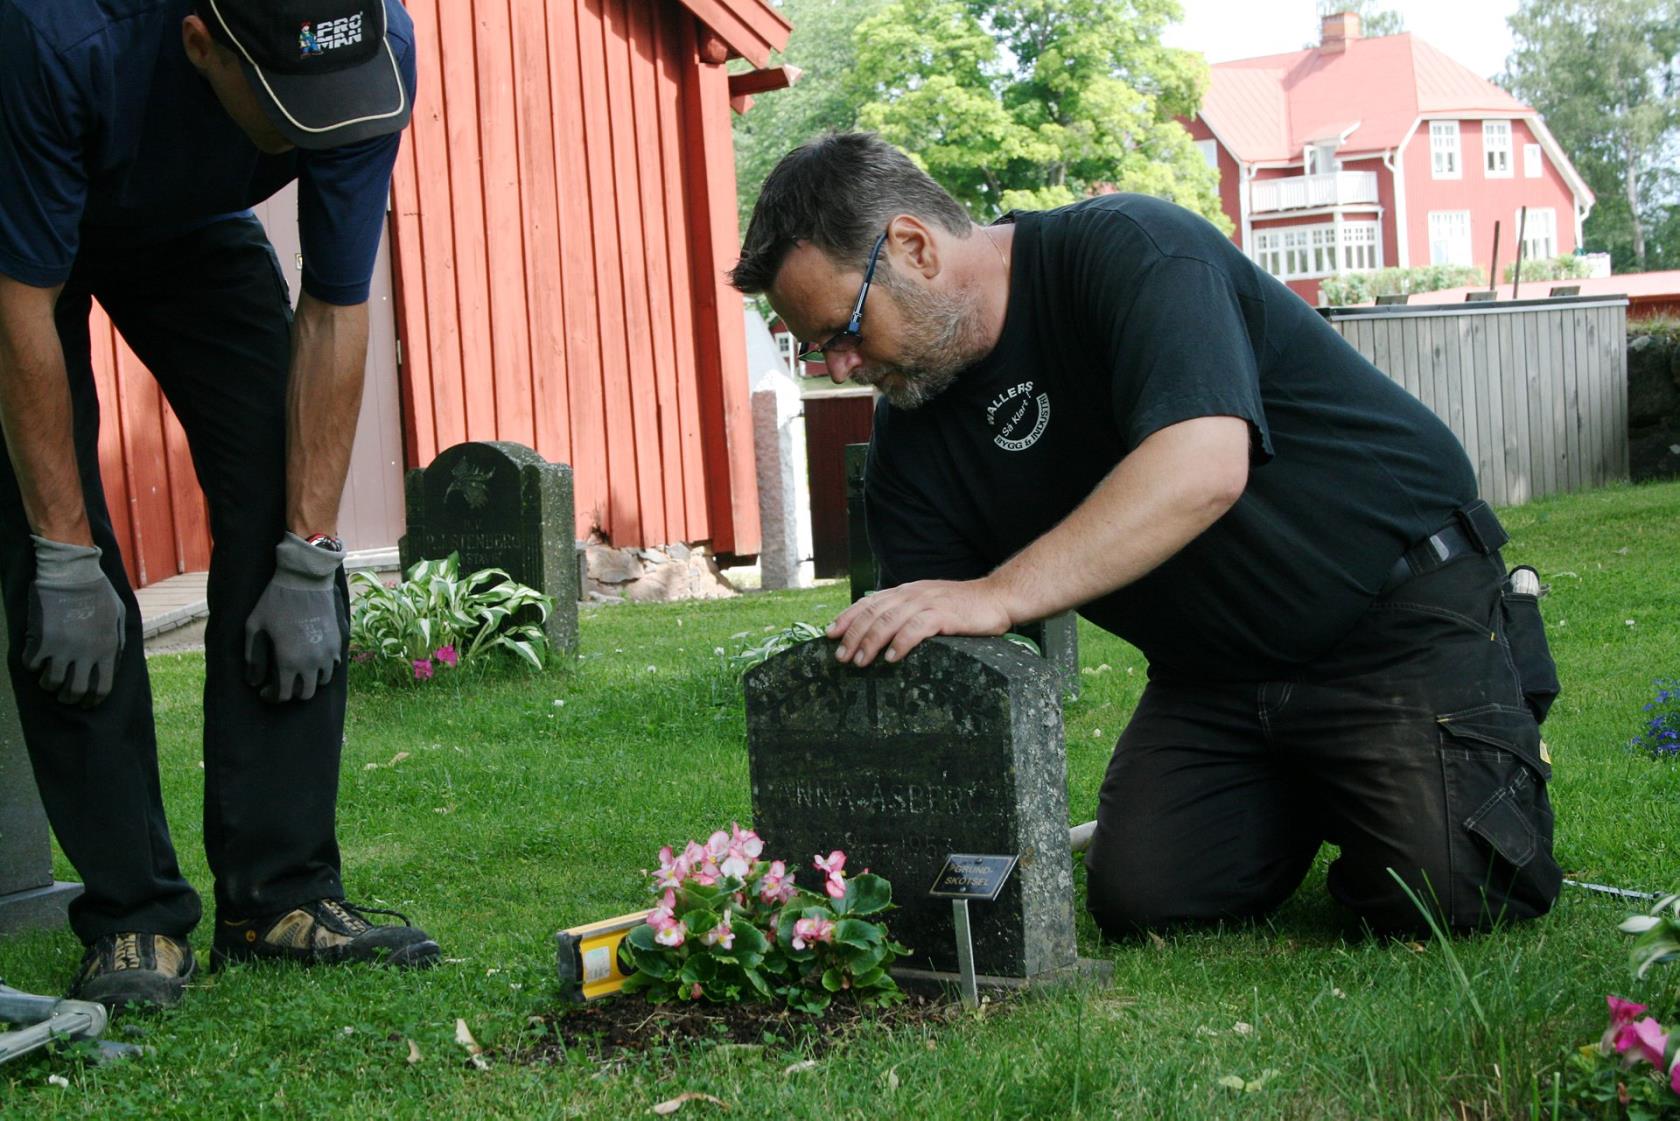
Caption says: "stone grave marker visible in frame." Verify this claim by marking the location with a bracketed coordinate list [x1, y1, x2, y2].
[745, 636, 1076, 979]
[400, 441, 578, 656]
[0, 598, 81, 934]
[844, 442, 1080, 699]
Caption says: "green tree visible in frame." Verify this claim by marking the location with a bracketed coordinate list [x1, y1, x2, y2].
[1502, 0, 1680, 272]
[850, 0, 1225, 225]
[1314, 2, 1405, 40]
[731, 0, 891, 233]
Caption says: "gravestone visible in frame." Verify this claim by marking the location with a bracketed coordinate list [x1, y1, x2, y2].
[844, 442, 1080, 699]
[400, 441, 578, 656]
[0, 598, 82, 934]
[745, 636, 1076, 978]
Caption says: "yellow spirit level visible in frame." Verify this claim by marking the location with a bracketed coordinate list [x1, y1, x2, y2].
[555, 910, 651, 1001]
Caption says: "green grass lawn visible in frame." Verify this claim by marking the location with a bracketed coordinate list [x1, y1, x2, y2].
[4, 480, 1680, 1119]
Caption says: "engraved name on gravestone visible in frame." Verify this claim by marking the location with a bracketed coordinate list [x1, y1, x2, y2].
[400, 441, 578, 656]
[745, 637, 1076, 978]
[844, 442, 1079, 699]
[0, 597, 82, 933]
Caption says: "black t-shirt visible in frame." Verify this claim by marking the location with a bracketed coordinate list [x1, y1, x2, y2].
[865, 194, 1477, 680]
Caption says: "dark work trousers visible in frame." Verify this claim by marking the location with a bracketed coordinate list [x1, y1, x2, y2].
[0, 216, 348, 946]
[1083, 550, 1562, 937]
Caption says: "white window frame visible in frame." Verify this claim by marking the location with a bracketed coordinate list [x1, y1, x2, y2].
[1428, 210, 1473, 266]
[1304, 142, 1339, 177]
[1252, 221, 1382, 280]
[1517, 207, 1557, 261]
[1523, 143, 1542, 179]
[1430, 121, 1461, 180]
[775, 328, 799, 376]
[1483, 120, 1512, 178]
[1195, 139, 1220, 171]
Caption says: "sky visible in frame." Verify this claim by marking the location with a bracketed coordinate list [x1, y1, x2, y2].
[1161, 0, 1523, 82]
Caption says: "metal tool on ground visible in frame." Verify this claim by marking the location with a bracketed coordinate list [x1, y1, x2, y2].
[928, 854, 1019, 1008]
[0, 982, 140, 1066]
[555, 910, 650, 1002]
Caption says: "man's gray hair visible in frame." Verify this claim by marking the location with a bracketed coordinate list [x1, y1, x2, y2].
[728, 132, 972, 295]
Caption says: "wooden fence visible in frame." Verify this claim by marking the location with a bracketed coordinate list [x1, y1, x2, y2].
[1322, 296, 1629, 507]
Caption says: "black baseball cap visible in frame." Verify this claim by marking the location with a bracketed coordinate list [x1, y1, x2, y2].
[197, 0, 411, 150]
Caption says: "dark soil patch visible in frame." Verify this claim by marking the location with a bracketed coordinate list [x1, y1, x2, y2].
[507, 992, 964, 1066]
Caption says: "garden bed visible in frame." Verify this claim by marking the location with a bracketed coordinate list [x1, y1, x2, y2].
[511, 991, 966, 1065]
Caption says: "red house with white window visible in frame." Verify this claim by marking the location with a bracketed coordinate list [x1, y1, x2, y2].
[1184, 11, 1594, 305]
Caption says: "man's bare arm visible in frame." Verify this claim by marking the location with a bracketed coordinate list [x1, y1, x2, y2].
[285, 292, 368, 537]
[828, 414, 1252, 666]
[0, 276, 90, 545]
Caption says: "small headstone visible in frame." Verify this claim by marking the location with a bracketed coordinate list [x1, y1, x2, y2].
[846, 442, 1079, 698]
[844, 443, 875, 604]
[400, 441, 578, 657]
[745, 636, 1076, 978]
[0, 598, 82, 934]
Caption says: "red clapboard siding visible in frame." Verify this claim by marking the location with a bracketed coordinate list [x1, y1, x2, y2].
[391, 0, 769, 552]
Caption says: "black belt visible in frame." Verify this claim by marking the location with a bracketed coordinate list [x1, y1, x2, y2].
[1380, 500, 1509, 595]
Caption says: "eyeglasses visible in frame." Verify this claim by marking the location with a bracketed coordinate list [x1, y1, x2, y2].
[796, 231, 888, 364]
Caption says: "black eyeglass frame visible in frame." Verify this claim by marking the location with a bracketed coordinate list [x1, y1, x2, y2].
[796, 231, 889, 364]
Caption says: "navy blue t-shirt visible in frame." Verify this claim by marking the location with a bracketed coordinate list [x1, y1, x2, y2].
[865, 195, 1479, 680]
[0, 0, 416, 304]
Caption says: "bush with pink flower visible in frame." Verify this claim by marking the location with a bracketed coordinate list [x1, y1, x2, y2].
[617, 824, 909, 1013]
[1562, 894, 1680, 1117]
[348, 552, 555, 685]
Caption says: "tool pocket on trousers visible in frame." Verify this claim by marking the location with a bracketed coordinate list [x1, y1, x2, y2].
[1437, 703, 1561, 923]
[1500, 567, 1561, 725]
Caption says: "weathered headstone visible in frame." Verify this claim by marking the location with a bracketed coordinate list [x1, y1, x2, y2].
[844, 443, 875, 603]
[845, 442, 1080, 699]
[745, 636, 1076, 978]
[400, 441, 578, 656]
[0, 598, 82, 934]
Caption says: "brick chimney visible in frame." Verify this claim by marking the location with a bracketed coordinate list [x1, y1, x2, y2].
[1320, 11, 1361, 54]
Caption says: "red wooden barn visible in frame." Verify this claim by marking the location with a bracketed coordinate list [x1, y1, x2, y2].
[85, 0, 790, 589]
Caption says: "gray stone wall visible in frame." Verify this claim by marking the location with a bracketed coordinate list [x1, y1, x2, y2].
[1629, 330, 1680, 482]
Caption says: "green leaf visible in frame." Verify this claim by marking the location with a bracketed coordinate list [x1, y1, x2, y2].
[841, 874, 892, 916]
[832, 917, 884, 950]
[821, 967, 844, 992]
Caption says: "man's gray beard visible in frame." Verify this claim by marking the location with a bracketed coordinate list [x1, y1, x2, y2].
[861, 269, 986, 410]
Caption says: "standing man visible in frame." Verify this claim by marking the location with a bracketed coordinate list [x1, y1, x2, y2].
[731, 132, 1562, 937]
[0, 0, 437, 1011]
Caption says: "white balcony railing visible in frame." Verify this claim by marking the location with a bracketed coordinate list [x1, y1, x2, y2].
[1248, 170, 1380, 214]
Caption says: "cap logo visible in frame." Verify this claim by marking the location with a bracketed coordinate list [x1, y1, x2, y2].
[298, 13, 364, 60]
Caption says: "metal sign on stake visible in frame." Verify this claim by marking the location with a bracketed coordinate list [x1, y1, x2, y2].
[928, 853, 1018, 1008]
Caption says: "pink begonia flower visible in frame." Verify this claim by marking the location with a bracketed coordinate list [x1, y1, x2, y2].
[721, 848, 752, 879]
[703, 910, 736, 950]
[705, 830, 731, 860]
[758, 861, 795, 904]
[730, 823, 764, 860]
[814, 851, 846, 877]
[791, 916, 834, 951]
[655, 846, 686, 889]
[1671, 1058, 1680, 1097]
[649, 889, 677, 926]
[412, 658, 434, 681]
[653, 916, 685, 948]
[434, 645, 459, 668]
[1603, 995, 1650, 1052]
[690, 982, 703, 1000]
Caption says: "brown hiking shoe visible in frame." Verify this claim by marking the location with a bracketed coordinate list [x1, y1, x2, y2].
[71, 932, 195, 1011]
[211, 899, 439, 970]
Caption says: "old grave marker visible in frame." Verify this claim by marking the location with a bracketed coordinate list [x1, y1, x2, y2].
[400, 441, 578, 656]
[744, 636, 1076, 978]
[0, 598, 81, 934]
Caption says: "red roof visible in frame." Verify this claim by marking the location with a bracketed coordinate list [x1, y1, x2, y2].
[676, 0, 791, 68]
[1203, 33, 1532, 164]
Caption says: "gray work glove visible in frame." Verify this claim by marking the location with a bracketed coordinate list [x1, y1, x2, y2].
[244, 532, 347, 703]
[24, 535, 126, 707]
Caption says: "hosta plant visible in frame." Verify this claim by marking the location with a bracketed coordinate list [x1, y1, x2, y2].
[349, 553, 555, 682]
[617, 825, 909, 1013]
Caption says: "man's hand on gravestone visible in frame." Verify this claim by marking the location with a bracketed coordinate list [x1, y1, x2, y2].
[828, 577, 1013, 667]
[23, 536, 126, 706]
[244, 532, 347, 703]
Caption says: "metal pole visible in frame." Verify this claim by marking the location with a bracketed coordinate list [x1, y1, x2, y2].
[1488, 220, 1501, 292]
[951, 899, 978, 1008]
[1512, 206, 1529, 299]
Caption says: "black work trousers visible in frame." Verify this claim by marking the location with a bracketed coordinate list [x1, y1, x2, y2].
[1084, 550, 1561, 936]
[0, 216, 348, 945]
